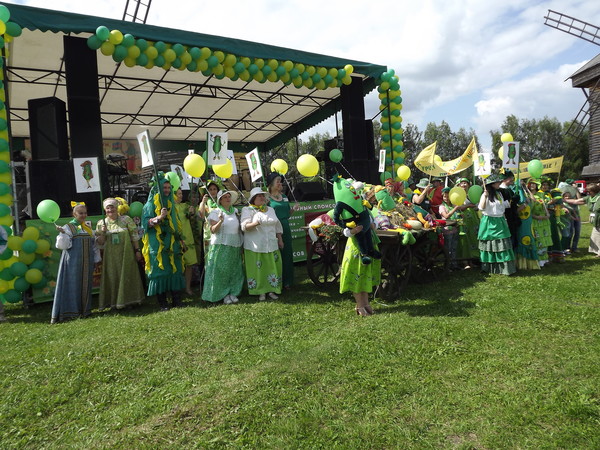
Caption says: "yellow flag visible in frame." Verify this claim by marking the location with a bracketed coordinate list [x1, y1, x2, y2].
[518, 156, 564, 179]
[414, 137, 477, 176]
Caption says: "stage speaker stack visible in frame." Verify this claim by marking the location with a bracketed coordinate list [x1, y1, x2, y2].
[28, 97, 69, 161]
[292, 182, 327, 201]
[340, 77, 378, 185]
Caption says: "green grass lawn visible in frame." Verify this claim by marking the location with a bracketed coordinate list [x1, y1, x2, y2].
[1, 223, 599, 448]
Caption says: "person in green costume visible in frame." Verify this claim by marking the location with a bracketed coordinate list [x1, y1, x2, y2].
[96, 198, 145, 310]
[528, 179, 553, 267]
[267, 172, 297, 289]
[477, 173, 516, 275]
[141, 173, 185, 311]
[514, 182, 540, 270]
[175, 188, 198, 296]
[456, 178, 480, 265]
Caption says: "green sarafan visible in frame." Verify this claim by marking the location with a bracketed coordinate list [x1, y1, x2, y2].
[1, 217, 599, 448]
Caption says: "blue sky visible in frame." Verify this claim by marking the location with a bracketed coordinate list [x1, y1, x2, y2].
[6, 0, 600, 154]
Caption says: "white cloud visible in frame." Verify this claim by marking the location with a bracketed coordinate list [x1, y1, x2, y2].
[473, 61, 587, 150]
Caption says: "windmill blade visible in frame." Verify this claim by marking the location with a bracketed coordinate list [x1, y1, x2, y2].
[544, 10, 600, 46]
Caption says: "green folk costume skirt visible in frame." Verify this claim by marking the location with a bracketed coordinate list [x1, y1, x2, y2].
[339, 235, 382, 294]
[244, 249, 283, 295]
[202, 244, 244, 302]
[478, 215, 516, 275]
[98, 230, 145, 310]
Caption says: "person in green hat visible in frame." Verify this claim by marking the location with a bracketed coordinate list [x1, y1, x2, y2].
[438, 187, 466, 269]
[526, 178, 552, 267]
[456, 177, 481, 265]
[477, 173, 516, 275]
[412, 178, 434, 212]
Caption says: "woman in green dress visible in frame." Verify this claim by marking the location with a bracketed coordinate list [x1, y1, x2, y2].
[477, 174, 516, 275]
[201, 190, 244, 304]
[241, 187, 283, 301]
[175, 188, 198, 296]
[96, 198, 145, 310]
[267, 172, 297, 289]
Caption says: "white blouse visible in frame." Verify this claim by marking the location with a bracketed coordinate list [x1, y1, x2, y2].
[478, 194, 510, 217]
[240, 206, 282, 253]
[207, 209, 243, 247]
[56, 224, 102, 263]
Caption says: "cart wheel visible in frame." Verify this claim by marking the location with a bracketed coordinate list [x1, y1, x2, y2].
[379, 243, 412, 301]
[410, 236, 449, 283]
[306, 239, 341, 287]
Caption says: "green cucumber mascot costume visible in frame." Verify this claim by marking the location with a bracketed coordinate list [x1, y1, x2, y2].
[332, 175, 381, 264]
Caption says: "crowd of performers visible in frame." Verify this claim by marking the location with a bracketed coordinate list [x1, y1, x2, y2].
[36, 169, 600, 324]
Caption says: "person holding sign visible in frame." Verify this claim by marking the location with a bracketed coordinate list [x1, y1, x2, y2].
[142, 174, 186, 311]
[51, 202, 101, 324]
[477, 174, 516, 275]
[241, 188, 283, 301]
[96, 198, 145, 310]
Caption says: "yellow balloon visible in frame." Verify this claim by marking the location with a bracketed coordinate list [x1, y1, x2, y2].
[498, 145, 504, 161]
[500, 133, 513, 143]
[35, 239, 51, 255]
[100, 41, 115, 56]
[18, 252, 35, 265]
[213, 159, 233, 179]
[270, 159, 288, 175]
[22, 226, 40, 241]
[25, 268, 43, 285]
[183, 154, 206, 178]
[7, 236, 23, 251]
[296, 154, 319, 177]
[0, 152, 9, 163]
[449, 187, 467, 206]
[396, 165, 411, 181]
[108, 30, 123, 45]
[0, 215, 13, 227]
[0, 279, 8, 294]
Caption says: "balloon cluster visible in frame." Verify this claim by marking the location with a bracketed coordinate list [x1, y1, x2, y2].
[376, 69, 407, 180]
[87, 27, 355, 90]
[0, 5, 23, 49]
[1, 225, 52, 303]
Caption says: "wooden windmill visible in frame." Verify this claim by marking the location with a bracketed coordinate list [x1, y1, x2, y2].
[544, 10, 600, 180]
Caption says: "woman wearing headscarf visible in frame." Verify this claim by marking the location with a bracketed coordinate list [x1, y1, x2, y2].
[51, 202, 101, 323]
[96, 197, 145, 310]
[477, 173, 516, 275]
[266, 172, 297, 289]
[175, 188, 198, 296]
[241, 187, 283, 301]
[141, 173, 186, 310]
[202, 190, 244, 304]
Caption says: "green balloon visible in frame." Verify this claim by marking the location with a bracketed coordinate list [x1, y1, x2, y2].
[14, 277, 30, 293]
[87, 35, 103, 50]
[0, 268, 12, 280]
[36, 199, 61, 223]
[96, 26, 110, 41]
[0, 138, 8, 151]
[528, 159, 544, 179]
[4, 290, 21, 303]
[0, 247, 12, 260]
[122, 34, 135, 48]
[22, 239, 37, 254]
[129, 201, 144, 218]
[33, 276, 48, 289]
[29, 259, 46, 271]
[329, 149, 343, 163]
[0, 160, 9, 173]
[0, 5, 10, 22]
[10, 262, 28, 277]
[468, 185, 483, 204]
[136, 39, 148, 51]
[380, 171, 392, 183]
[0, 203, 9, 217]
